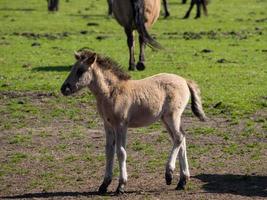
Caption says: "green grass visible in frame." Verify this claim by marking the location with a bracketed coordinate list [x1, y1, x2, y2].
[0, 0, 266, 118]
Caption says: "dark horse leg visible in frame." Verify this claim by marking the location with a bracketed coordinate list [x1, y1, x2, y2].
[47, 0, 59, 11]
[136, 35, 146, 71]
[183, 0, 195, 19]
[182, 0, 187, 4]
[195, 0, 201, 19]
[162, 0, 170, 18]
[125, 28, 135, 71]
[107, 0, 113, 16]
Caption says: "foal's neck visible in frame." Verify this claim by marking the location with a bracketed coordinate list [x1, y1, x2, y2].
[89, 67, 120, 100]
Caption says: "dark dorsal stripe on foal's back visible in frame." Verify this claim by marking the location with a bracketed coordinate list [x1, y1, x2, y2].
[78, 49, 131, 80]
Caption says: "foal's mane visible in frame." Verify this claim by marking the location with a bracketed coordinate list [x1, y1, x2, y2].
[78, 49, 131, 80]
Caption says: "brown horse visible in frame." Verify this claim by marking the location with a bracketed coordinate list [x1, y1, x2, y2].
[112, 0, 162, 71]
[61, 50, 207, 194]
[162, 0, 208, 19]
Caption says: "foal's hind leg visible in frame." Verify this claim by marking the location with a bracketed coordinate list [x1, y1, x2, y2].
[125, 28, 135, 71]
[162, 113, 188, 187]
[176, 127, 190, 190]
[98, 125, 115, 194]
[115, 125, 128, 194]
[136, 35, 146, 71]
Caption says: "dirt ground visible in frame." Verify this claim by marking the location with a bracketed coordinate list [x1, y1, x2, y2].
[0, 92, 266, 200]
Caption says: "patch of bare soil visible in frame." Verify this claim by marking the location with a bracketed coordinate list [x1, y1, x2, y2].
[0, 91, 54, 98]
[162, 28, 264, 40]
[0, 92, 266, 200]
[12, 32, 70, 40]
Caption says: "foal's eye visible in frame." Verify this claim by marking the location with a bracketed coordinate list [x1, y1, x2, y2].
[76, 68, 86, 78]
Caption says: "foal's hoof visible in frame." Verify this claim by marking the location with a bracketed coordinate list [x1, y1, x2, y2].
[115, 186, 125, 195]
[165, 171, 173, 185]
[175, 177, 187, 190]
[194, 15, 200, 19]
[136, 62, 145, 71]
[98, 184, 108, 194]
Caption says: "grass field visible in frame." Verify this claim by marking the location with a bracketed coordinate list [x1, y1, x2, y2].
[0, 0, 266, 199]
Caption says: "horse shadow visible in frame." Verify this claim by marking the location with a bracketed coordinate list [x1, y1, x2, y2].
[0, 191, 99, 199]
[194, 173, 267, 197]
[1, 174, 266, 199]
[0, 8, 36, 12]
[0, 190, 147, 199]
[32, 65, 71, 72]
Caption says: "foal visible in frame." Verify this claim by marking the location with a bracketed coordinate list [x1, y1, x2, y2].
[61, 50, 207, 194]
[112, 0, 162, 71]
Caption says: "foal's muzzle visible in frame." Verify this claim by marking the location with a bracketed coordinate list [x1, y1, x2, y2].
[61, 83, 73, 96]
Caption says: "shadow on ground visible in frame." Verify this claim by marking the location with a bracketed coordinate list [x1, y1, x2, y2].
[32, 65, 71, 72]
[0, 190, 155, 199]
[194, 173, 267, 197]
[69, 14, 107, 19]
[0, 8, 35, 12]
[0, 191, 99, 199]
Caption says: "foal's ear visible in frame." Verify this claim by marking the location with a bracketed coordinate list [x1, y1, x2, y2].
[74, 51, 81, 60]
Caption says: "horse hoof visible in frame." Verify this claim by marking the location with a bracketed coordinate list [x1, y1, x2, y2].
[98, 184, 108, 194]
[136, 62, 145, 71]
[128, 65, 135, 71]
[194, 15, 200, 19]
[165, 172, 173, 185]
[175, 177, 187, 190]
[115, 187, 125, 195]
[164, 12, 170, 18]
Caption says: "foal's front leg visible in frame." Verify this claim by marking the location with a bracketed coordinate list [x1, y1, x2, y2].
[98, 125, 115, 194]
[115, 126, 128, 194]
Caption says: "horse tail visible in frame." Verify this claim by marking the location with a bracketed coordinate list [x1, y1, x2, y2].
[186, 80, 207, 121]
[130, 0, 162, 49]
[201, 0, 208, 16]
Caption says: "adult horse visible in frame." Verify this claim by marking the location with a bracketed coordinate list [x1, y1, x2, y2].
[162, 0, 208, 19]
[112, 0, 162, 71]
[61, 50, 207, 194]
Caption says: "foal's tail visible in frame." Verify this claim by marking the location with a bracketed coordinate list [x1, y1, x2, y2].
[130, 0, 162, 49]
[187, 80, 207, 121]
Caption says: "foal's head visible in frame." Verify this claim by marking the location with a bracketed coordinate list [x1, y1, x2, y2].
[61, 51, 97, 96]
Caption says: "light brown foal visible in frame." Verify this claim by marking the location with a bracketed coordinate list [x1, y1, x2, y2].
[61, 50, 207, 195]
